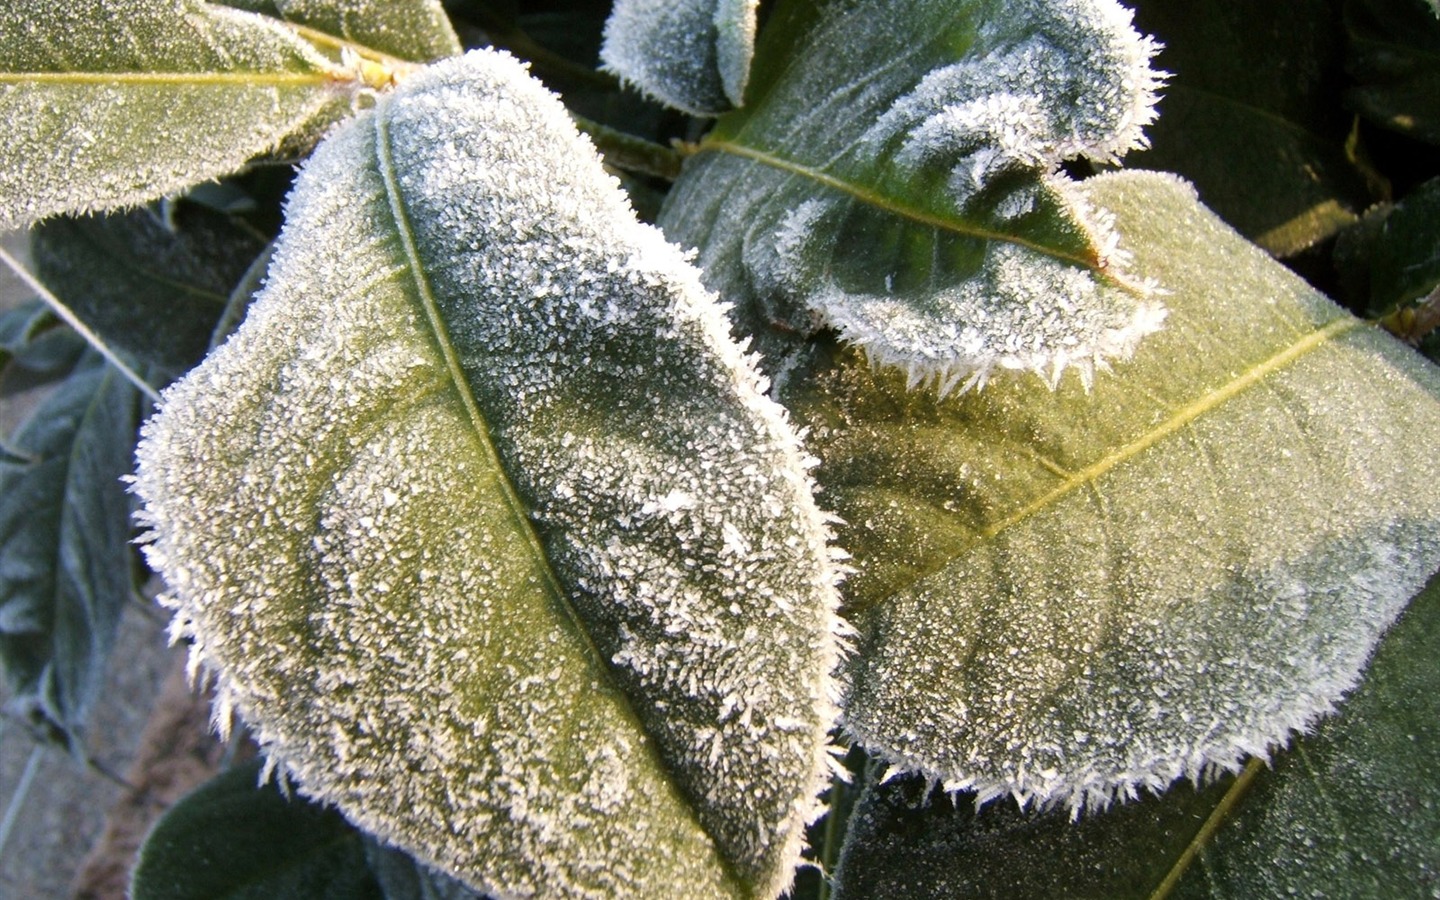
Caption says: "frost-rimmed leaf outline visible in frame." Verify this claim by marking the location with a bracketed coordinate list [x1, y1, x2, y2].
[131, 49, 848, 899]
[788, 171, 1440, 814]
[659, 0, 1167, 395]
[0, 0, 364, 230]
[601, 0, 758, 115]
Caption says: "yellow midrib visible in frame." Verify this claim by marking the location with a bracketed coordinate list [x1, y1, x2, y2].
[698, 136, 1117, 279]
[0, 70, 335, 86]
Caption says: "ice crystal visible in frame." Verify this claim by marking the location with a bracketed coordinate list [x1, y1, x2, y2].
[133, 49, 846, 898]
[601, 0, 758, 114]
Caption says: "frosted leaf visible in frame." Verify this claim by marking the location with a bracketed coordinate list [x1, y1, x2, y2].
[661, 0, 1165, 393]
[225, 0, 463, 62]
[132, 49, 846, 899]
[0, 0, 360, 230]
[787, 172, 1440, 814]
[601, 0, 758, 114]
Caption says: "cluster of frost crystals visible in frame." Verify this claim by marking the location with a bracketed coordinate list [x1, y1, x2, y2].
[601, 0, 758, 114]
[133, 48, 846, 900]
[863, 0, 1163, 201]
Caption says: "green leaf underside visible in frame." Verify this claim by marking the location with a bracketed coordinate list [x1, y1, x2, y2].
[1345, 0, 1440, 145]
[131, 760, 383, 900]
[1125, 0, 1373, 256]
[0, 353, 139, 739]
[133, 50, 844, 899]
[600, 0, 758, 114]
[830, 572, 1440, 899]
[31, 205, 267, 378]
[0, 0, 354, 230]
[786, 171, 1440, 811]
[660, 0, 1165, 394]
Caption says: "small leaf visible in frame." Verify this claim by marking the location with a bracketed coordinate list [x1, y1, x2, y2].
[601, 0, 758, 114]
[31, 203, 268, 379]
[1344, 0, 1440, 145]
[132, 50, 846, 898]
[131, 759, 384, 900]
[1124, 0, 1374, 256]
[0, 0, 358, 230]
[785, 171, 1440, 812]
[830, 571, 1440, 899]
[661, 0, 1166, 394]
[0, 353, 141, 740]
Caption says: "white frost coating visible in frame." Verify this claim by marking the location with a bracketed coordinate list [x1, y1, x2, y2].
[133, 49, 846, 899]
[863, 0, 1163, 189]
[601, 0, 757, 114]
[0, 0, 356, 229]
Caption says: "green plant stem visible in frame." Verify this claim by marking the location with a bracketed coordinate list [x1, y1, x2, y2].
[0, 246, 160, 403]
[573, 117, 684, 180]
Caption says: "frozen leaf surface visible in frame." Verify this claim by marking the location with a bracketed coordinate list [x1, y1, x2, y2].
[781, 171, 1440, 813]
[661, 0, 1165, 393]
[219, 0, 462, 63]
[830, 574, 1440, 899]
[601, 0, 758, 114]
[0, 0, 357, 230]
[132, 49, 845, 899]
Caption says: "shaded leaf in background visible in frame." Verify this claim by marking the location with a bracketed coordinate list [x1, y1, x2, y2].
[132, 50, 845, 898]
[0, 301, 85, 378]
[661, 0, 1166, 395]
[218, 0, 462, 63]
[0, 353, 141, 741]
[362, 839, 488, 900]
[31, 203, 268, 380]
[0, 0, 360, 230]
[130, 759, 384, 900]
[830, 572, 1440, 899]
[1345, 0, 1440, 145]
[786, 171, 1440, 811]
[601, 0, 757, 114]
[1334, 175, 1440, 338]
[1125, 0, 1375, 256]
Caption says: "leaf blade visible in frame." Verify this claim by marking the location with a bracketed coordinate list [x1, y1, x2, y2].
[0, 0, 355, 230]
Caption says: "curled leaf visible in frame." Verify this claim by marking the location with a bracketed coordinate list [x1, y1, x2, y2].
[601, 0, 758, 114]
[133, 50, 846, 898]
[661, 0, 1166, 393]
[0, 0, 357, 230]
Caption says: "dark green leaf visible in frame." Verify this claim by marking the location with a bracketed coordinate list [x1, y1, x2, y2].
[131, 759, 384, 900]
[0, 352, 141, 739]
[788, 172, 1440, 812]
[1334, 176, 1440, 322]
[1125, 0, 1375, 256]
[1344, 0, 1440, 144]
[831, 571, 1440, 899]
[0, 301, 85, 376]
[31, 203, 268, 379]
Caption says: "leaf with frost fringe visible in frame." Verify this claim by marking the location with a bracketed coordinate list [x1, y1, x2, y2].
[830, 573, 1440, 898]
[216, 0, 462, 63]
[661, 0, 1165, 394]
[601, 0, 758, 114]
[132, 49, 847, 899]
[779, 171, 1440, 813]
[0, 0, 361, 231]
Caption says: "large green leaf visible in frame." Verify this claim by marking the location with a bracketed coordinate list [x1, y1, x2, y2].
[829, 571, 1440, 898]
[779, 171, 1440, 811]
[0, 0, 359, 230]
[1124, 0, 1374, 256]
[131, 759, 384, 900]
[31, 203, 268, 379]
[0, 352, 141, 741]
[660, 0, 1166, 393]
[132, 50, 845, 899]
[1345, 0, 1440, 145]
[601, 0, 758, 114]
